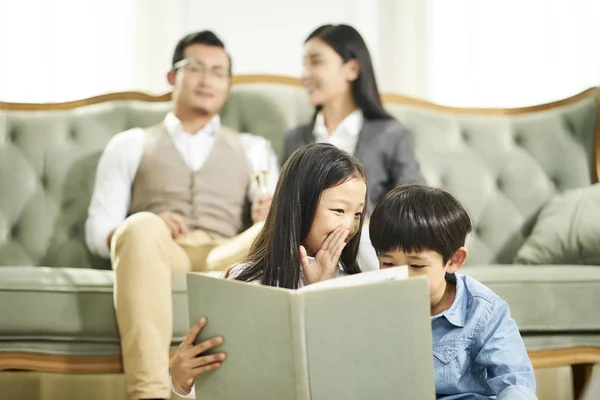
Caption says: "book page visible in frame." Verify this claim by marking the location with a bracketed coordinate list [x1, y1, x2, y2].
[303, 277, 435, 400]
[298, 265, 408, 293]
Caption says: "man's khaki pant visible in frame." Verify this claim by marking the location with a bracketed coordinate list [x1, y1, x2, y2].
[110, 212, 263, 399]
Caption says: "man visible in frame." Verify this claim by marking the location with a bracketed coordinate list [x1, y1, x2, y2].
[85, 31, 278, 400]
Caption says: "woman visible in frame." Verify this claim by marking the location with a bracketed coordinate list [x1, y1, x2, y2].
[285, 24, 425, 214]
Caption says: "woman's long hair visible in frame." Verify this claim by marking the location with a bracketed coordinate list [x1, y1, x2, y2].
[306, 24, 391, 120]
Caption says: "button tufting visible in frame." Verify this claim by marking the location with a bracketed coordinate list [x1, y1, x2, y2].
[10, 225, 19, 239]
[562, 117, 575, 135]
[475, 226, 483, 237]
[496, 176, 504, 191]
[439, 175, 449, 187]
[40, 174, 49, 189]
[9, 129, 17, 142]
[513, 132, 524, 146]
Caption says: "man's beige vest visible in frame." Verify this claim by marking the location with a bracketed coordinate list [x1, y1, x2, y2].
[129, 122, 252, 239]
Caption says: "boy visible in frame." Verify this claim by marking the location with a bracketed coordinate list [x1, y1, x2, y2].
[369, 184, 537, 400]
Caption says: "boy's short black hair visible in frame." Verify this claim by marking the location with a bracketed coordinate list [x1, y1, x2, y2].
[171, 30, 232, 75]
[369, 185, 473, 264]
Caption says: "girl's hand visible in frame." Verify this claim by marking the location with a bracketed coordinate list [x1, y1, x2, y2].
[300, 227, 349, 285]
[170, 317, 226, 395]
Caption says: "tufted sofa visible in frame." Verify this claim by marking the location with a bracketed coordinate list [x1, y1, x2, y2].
[1, 76, 599, 399]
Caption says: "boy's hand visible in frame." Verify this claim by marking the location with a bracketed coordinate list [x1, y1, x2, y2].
[300, 227, 349, 285]
[170, 317, 226, 396]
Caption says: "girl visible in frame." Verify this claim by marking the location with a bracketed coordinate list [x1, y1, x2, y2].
[284, 24, 425, 215]
[170, 143, 368, 397]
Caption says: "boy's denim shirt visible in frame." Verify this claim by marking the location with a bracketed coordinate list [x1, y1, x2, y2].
[432, 274, 537, 400]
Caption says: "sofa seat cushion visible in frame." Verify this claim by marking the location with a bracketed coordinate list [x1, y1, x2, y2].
[522, 334, 600, 352]
[0, 267, 221, 356]
[464, 265, 600, 332]
[2, 265, 599, 357]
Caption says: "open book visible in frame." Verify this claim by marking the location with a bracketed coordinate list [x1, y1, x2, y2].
[186, 266, 435, 400]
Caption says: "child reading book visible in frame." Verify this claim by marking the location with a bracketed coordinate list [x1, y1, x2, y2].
[170, 143, 368, 397]
[369, 184, 537, 400]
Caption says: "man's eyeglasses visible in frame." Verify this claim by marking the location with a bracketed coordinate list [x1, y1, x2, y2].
[173, 59, 229, 80]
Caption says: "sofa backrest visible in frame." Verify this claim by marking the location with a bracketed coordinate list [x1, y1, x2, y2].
[0, 76, 598, 269]
[385, 94, 599, 264]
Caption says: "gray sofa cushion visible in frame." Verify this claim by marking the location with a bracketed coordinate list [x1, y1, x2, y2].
[465, 265, 600, 332]
[2, 265, 599, 358]
[514, 184, 600, 265]
[522, 334, 600, 352]
[0, 267, 210, 356]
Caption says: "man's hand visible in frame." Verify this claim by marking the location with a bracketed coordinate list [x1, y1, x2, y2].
[170, 317, 226, 396]
[251, 193, 273, 223]
[157, 211, 189, 238]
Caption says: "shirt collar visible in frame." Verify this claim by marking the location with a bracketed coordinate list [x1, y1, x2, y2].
[164, 112, 220, 138]
[432, 273, 467, 328]
[313, 109, 364, 139]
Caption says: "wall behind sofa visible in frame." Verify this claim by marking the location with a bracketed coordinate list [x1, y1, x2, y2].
[0, 0, 599, 107]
